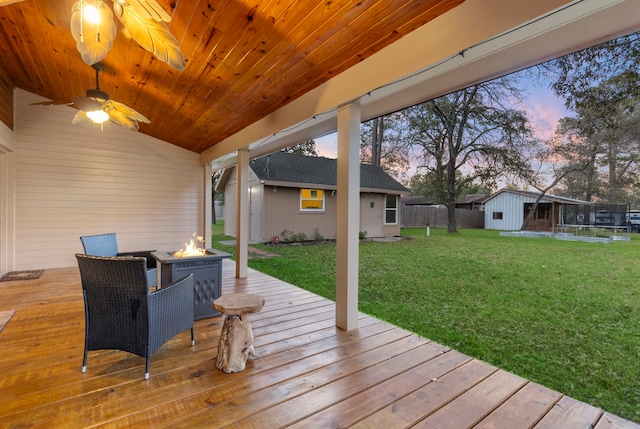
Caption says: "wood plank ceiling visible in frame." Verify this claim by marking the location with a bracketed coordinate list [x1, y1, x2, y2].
[0, 0, 465, 154]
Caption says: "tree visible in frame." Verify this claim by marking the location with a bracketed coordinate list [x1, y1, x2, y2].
[540, 32, 640, 110]
[404, 172, 429, 196]
[371, 117, 384, 167]
[282, 140, 318, 156]
[405, 171, 445, 199]
[405, 77, 534, 232]
[360, 112, 411, 178]
[527, 33, 640, 207]
[552, 117, 603, 201]
[552, 72, 640, 204]
[211, 170, 224, 224]
[520, 162, 587, 230]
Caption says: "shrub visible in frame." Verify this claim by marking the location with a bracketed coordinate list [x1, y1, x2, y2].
[313, 228, 324, 241]
[290, 232, 307, 242]
[280, 229, 308, 242]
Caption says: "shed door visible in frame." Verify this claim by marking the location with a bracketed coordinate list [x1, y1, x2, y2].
[249, 185, 262, 242]
[360, 195, 383, 238]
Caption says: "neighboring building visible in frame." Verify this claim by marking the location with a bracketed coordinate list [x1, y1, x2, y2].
[401, 194, 487, 210]
[216, 152, 410, 242]
[483, 189, 591, 231]
[400, 194, 486, 228]
[401, 196, 437, 206]
[456, 194, 488, 211]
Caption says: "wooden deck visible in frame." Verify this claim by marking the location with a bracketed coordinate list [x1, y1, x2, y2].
[0, 260, 638, 428]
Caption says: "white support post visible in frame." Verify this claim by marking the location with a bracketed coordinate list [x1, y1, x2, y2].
[235, 149, 249, 278]
[335, 101, 361, 331]
[0, 151, 15, 273]
[204, 163, 213, 249]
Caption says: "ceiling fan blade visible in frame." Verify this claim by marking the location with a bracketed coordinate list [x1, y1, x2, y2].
[102, 100, 152, 131]
[73, 96, 103, 112]
[0, 0, 27, 6]
[30, 100, 73, 106]
[106, 108, 140, 131]
[115, 0, 172, 22]
[113, 2, 185, 71]
[105, 100, 151, 123]
[72, 110, 90, 124]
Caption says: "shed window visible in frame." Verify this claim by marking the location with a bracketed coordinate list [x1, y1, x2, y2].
[493, 212, 503, 220]
[300, 189, 324, 211]
[384, 195, 398, 225]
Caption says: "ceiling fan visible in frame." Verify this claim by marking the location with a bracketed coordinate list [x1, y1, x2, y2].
[70, 0, 185, 71]
[74, 62, 150, 131]
[35, 62, 150, 132]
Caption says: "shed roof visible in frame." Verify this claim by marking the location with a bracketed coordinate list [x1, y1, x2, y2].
[247, 152, 409, 194]
[483, 189, 591, 205]
[401, 196, 437, 206]
[457, 193, 489, 204]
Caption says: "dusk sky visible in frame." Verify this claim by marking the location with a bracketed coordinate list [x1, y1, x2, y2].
[314, 78, 570, 180]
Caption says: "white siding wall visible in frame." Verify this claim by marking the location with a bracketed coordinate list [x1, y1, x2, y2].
[0, 119, 14, 151]
[262, 185, 338, 242]
[10, 89, 205, 270]
[484, 191, 547, 230]
[222, 166, 260, 238]
[223, 182, 237, 237]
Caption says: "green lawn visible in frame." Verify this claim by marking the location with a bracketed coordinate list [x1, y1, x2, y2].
[211, 222, 640, 423]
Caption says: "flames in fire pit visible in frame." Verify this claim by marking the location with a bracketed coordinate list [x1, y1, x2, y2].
[173, 233, 206, 257]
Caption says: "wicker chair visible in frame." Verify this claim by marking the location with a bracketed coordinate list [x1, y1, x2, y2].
[76, 254, 195, 379]
[80, 233, 158, 287]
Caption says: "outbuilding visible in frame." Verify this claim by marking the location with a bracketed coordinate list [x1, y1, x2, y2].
[483, 189, 591, 231]
[217, 152, 410, 243]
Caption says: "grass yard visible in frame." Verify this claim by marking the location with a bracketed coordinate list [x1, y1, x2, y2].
[211, 222, 640, 423]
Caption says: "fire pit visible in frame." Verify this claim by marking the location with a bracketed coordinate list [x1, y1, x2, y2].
[151, 248, 231, 320]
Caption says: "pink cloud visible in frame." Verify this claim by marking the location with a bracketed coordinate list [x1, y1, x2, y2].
[523, 87, 569, 140]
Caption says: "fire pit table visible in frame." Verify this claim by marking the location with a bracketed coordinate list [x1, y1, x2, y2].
[151, 249, 231, 320]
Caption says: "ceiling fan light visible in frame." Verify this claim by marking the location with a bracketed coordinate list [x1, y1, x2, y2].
[86, 109, 109, 123]
[82, 2, 101, 25]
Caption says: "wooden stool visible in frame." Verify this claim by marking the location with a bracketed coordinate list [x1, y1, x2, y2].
[213, 293, 265, 373]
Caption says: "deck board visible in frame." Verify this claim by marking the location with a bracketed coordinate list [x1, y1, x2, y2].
[412, 370, 528, 428]
[351, 359, 497, 429]
[475, 382, 562, 429]
[0, 261, 638, 428]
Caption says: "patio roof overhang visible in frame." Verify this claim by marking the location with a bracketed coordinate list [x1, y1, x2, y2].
[204, 0, 640, 169]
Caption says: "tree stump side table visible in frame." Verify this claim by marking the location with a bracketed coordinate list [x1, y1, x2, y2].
[213, 293, 265, 373]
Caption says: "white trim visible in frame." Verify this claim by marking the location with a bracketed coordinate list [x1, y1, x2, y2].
[204, 163, 212, 248]
[235, 149, 249, 278]
[383, 194, 399, 225]
[299, 188, 326, 212]
[0, 151, 15, 273]
[0, 108, 15, 272]
[335, 102, 361, 331]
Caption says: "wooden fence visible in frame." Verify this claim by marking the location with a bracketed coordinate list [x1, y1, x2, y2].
[402, 206, 484, 229]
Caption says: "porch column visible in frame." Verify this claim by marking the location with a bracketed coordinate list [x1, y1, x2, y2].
[335, 101, 361, 331]
[0, 152, 15, 273]
[235, 148, 249, 278]
[0, 127, 16, 273]
[204, 163, 212, 248]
